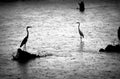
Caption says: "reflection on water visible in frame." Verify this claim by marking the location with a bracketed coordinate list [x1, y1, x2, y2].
[79, 40, 84, 51]
[17, 61, 29, 79]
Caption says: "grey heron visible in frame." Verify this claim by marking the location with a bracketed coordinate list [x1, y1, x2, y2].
[20, 26, 32, 50]
[76, 22, 84, 42]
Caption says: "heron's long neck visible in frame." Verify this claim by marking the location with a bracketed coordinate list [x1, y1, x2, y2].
[26, 28, 29, 37]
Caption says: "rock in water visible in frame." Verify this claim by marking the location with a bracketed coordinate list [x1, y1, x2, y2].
[12, 49, 53, 63]
[105, 44, 114, 52]
[99, 48, 105, 52]
[12, 48, 40, 63]
[99, 44, 120, 53]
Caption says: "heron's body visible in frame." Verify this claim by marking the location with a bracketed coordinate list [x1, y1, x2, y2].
[77, 22, 84, 41]
[78, 26, 84, 38]
[20, 26, 32, 50]
[78, 0, 85, 12]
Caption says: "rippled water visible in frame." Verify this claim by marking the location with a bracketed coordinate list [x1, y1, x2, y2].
[0, 0, 120, 79]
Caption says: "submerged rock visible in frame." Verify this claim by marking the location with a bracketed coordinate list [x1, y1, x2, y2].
[12, 48, 40, 63]
[99, 44, 120, 53]
[12, 48, 53, 63]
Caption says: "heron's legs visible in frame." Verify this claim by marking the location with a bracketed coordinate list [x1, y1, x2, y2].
[80, 41, 84, 51]
[23, 44, 26, 51]
[80, 37, 84, 51]
[80, 36, 82, 43]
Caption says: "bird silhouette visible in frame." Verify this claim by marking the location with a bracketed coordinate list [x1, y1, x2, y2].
[78, 0, 85, 12]
[20, 26, 32, 51]
[76, 22, 84, 42]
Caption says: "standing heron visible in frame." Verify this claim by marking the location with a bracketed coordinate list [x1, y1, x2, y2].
[78, 0, 85, 12]
[76, 22, 84, 42]
[20, 26, 32, 50]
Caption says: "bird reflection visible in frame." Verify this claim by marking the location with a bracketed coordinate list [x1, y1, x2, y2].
[80, 40, 84, 51]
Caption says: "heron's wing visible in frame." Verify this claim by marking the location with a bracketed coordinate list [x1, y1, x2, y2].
[78, 29, 84, 38]
[20, 36, 28, 47]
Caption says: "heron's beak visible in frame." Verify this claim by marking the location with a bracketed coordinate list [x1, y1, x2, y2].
[28, 26, 32, 28]
[76, 22, 80, 25]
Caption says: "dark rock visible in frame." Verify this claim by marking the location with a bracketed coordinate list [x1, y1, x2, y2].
[114, 44, 120, 52]
[99, 44, 120, 53]
[12, 48, 53, 63]
[0, 0, 18, 2]
[99, 48, 105, 52]
[105, 44, 114, 52]
[12, 48, 40, 63]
